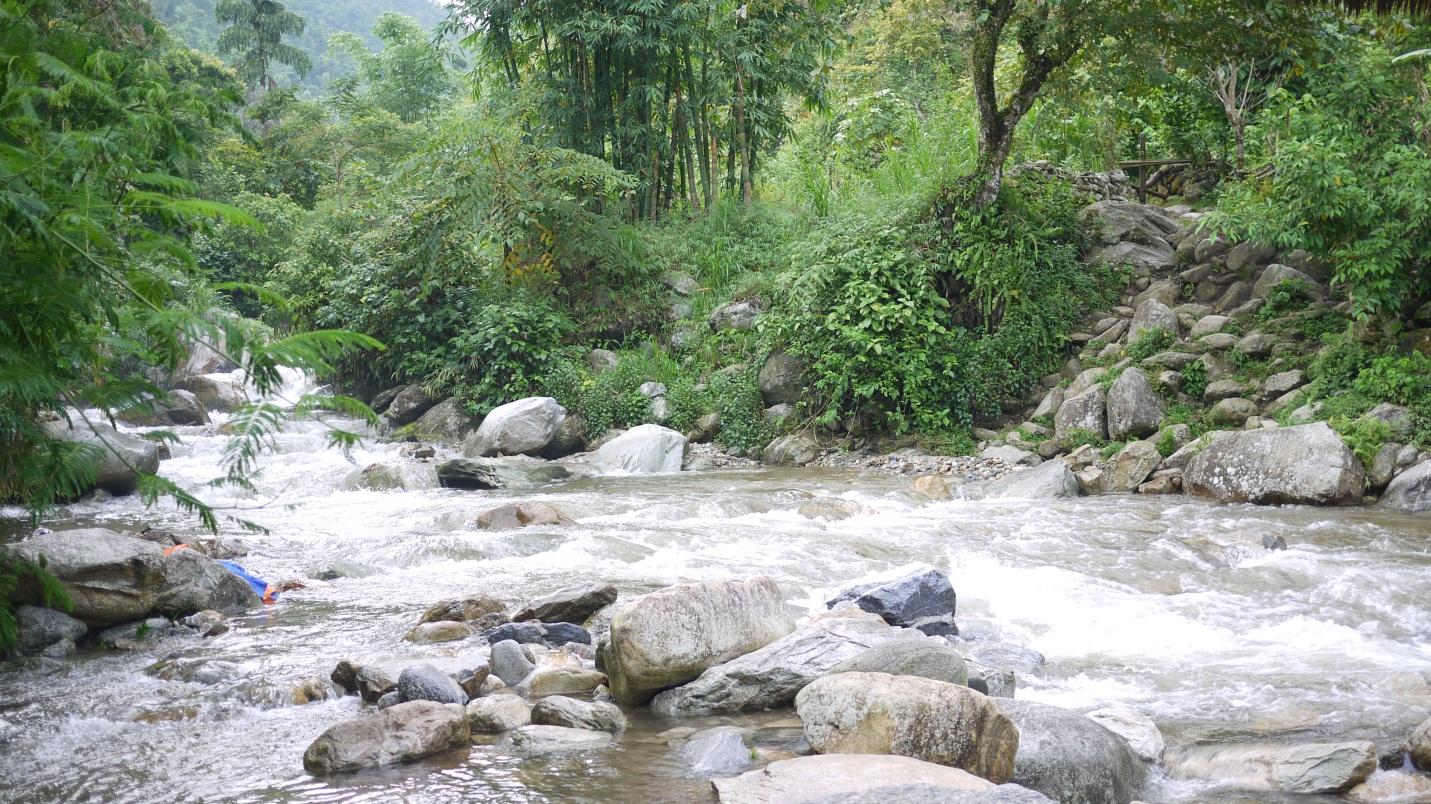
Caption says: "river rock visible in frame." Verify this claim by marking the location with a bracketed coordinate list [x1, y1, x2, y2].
[436, 457, 570, 490]
[356, 665, 398, 703]
[1130, 299, 1178, 340]
[1407, 715, 1431, 770]
[592, 424, 687, 473]
[302, 700, 469, 774]
[418, 594, 506, 625]
[680, 726, 752, 777]
[1184, 422, 1365, 505]
[763, 431, 821, 467]
[490, 639, 535, 686]
[175, 372, 248, 412]
[345, 462, 405, 491]
[475, 502, 575, 530]
[993, 698, 1146, 804]
[530, 695, 626, 732]
[1347, 770, 1431, 803]
[117, 389, 210, 427]
[1167, 741, 1377, 794]
[1106, 369, 1164, 440]
[1054, 388, 1107, 445]
[466, 397, 566, 457]
[403, 621, 474, 644]
[540, 414, 588, 459]
[409, 398, 479, 442]
[828, 638, 968, 685]
[382, 384, 438, 427]
[397, 663, 468, 705]
[981, 445, 1040, 467]
[1085, 706, 1164, 764]
[486, 621, 545, 645]
[650, 611, 917, 716]
[514, 582, 618, 624]
[795, 672, 1018, 782]
[713, 754, 1051, 803]
[516, 665, 607, 697]
[986, 460, 1080, 499]
[911, 475, 951, 500]
[603, 577, 795, 705]
[826, 565, 955, 630]
[5, 528, 259, 626]
[14, 605, 87, 657]
[759, 352, 807, 406]
[508, 724, 613, 754]
[44, 421, 161, 496]
[1105, 441, 1160, 492]
[466, 694, 532, 733]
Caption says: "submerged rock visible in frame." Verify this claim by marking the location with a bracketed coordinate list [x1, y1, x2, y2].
[302, 700, 469, 774]
[993, 699, 1147, 804]
[713, 754, 1050, 804]
[1167, 741, 1376, 794]
[985, 461, 1080, 499]
[507, 724, 613, 754]
[795, 672, 1019, 782]
[680, 726, 752, 777]
[1184, 422, 1365, 506]
[603, 577, 795, 705]
[1085, 706, 1164, 764]
[435, 457, 570, 490]
[475, 502, 575, 530]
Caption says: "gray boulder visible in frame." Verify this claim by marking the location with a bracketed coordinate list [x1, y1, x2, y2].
[650, 611, 917, 716]
[1188, 315, 1231, 339]
[1226, 241, 1277, 271]
[1079, 201, 1180, 246]
[530, 695, 626, 732]
[1184, 422, 1365, 505]
[465, 695, 531, 733]
[602, 577, 794, 705]
[592, 424, 687, 473]
[44, 420, 160, 496]
[397, 663, 467, 705]
[987, 461, 1080, 500]
[514, 582, 618, 624]
[1104, 441, 1161, 492]
[507, 724, 613, 754]
[383, 384, 437, 427]
[302, 700, 469, 774]
[1380, 460, 1431, 512]
[403, 621, 473, 644]
[540, 413, 588, 458]
[1409, 715, 1431, 770]
[475, 502, 574, 530]
[1130, 299, 1178, 340]
[466, 397, 566, 457]
[1167, 741, 1376, 794]
[759, 352, 808, 406]
[116, 389, 209, 427]
[795, 672, 1019, 783]
[418, 594, 506, 625]
[409, 398, 479, 443]
[1362, 403, 1415, 441]
[435, 457, 570, 490]
[489, 639, 535, 686]
[764, 431, 821, 467]
[585, 349, 618, 373]
[175, 372, 248, 412]
[829, 639, 968, 686]
[981, 445, 1041, 467]
[1087, 242, 1177, 275]
[710, 301, 761, 331]
[1254, 264, 1324, 300]
[826, 565, 955, 630]
[680, 726, 752, 777]
[993, 698, 1147, 804]
[5, 528, 258, 626]
[14, 605, 86, 657]
[1085, 707, 1164, 764]
[1054, 388, 1107, 445]
[714, 754, 1049, 804]
[1105, 368, 1165, 440]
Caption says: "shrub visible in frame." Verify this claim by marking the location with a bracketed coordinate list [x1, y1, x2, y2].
[1180, 360, 1208, 400]
[1127, 328, 1174, 362]
[426, 301, 571, 414]
[1331, 415, 1393, 468]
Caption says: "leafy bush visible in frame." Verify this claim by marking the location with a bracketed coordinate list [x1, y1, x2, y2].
[1127, 328, 1174, 362]
[1180, 360, 1208, 400]
[1331, 415, 1393, 469]
[428, 302, 572, 414]
[1353, 353, 1431, 408]
[1061, 427, 1107, 449]
[1, 555, 70, 655]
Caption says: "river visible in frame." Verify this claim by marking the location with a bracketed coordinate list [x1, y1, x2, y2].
[2, 404, 1429, 803]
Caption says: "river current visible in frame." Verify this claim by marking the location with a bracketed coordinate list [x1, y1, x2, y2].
[2, 400, 1428, 803]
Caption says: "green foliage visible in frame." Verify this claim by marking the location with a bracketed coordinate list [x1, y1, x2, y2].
[1180, 359, 1208, 400]
[328, 13, 456, 123]
[1155, 428, 1178, 458]
[1062, 428, 1107, 450]
[1353, 353, 1431, 408]
[430, 302, 571, 415]
[0, 554, 71, 655]
[215, 0, 312, 92]
[1127, 328, 1174, 362]
[1256, 280, 1314, 324]
[1331, 415, 1393, 469]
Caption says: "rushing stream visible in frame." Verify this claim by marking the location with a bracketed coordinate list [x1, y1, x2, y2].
[2, 402, 1429, 803]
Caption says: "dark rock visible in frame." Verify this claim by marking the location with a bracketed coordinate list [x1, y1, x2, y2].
[369, 385, 405, 415]
[14, 605, 86, 657]
[514, 582, 618, 624]
[383, 385, 437, 427]
[758, 352, 808, 406]
[376, 691, 401, 710]
[994, 699, 1146, 804]
[826, 565, 956, 630]
[486, 622, 547, 645]
[540, 622, 592, 646]
[456, 665, 491, 699]
[475, 502, 575, 530]
[397, 663, 468, 705]
[436, 457, 570, 490]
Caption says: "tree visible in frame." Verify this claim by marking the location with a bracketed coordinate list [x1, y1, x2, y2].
[215, 0, 312, 94]
[329, 12, 456, 123]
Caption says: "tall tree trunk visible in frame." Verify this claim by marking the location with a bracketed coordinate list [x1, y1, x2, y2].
[734, 71, 753, 204]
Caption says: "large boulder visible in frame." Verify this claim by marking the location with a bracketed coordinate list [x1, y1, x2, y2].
[530, 695, 626, 733]
[13, 605, 87, 657]
[1130, 299, 1178, 340]
[1054, 388, 1107, 445]
[650, 611, 917, 716]
[992, 699, 1147, 804]
[1380, 460, 1431, 513]
[710, 301, 761, 331]
[116, 390, 210, 427]
[1079, 201, 1180, 247]
[175, 372, 248, 412]
[466, 397, 566, 457]
[1104, 441, 1161, 493]
[44, 420, 160, 496]
[1167, 741, 1376, 794]
[1105, 369, 1164, 440]
[758, 352, 807, 406]
[592, 424, 687, 473]
[763, 431, 821, 466]
[508, 724, 613, 754]
[383, 385, 438, 427]
[513, 582, 618, 624]
[713, 754, 1051, 804]
[986, 460, 1080, 500]
[6, 528, 259, 626]
[466, 695, 532, 733]
[489, 640, 535, 686]
[397, 663, 468, 705]
[436, 457, 570, 490]
[826, 565, 955, 630]
[1085, 707, 1164, 764]
[828, 638, 968, 686]
[409, 398, 479, 443]
[602, 577, 795, 705]
[1184, 422, 1366, 505]
[1409, 715, 1431, 770]
[1253, 263, 1324, 301]
[302, 700, 469, 774]
[795, 672, 1019, 783]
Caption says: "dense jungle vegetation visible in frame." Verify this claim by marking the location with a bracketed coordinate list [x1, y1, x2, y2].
[4, 0, 1431, 642]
